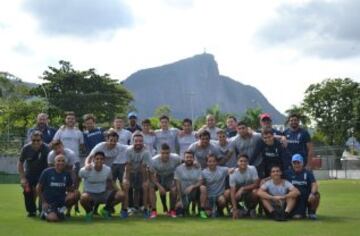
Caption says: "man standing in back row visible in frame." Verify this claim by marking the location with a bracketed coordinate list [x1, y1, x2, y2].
[284, 114, 314, 168]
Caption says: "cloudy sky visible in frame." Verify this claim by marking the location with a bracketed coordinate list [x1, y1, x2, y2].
[1, 0, 360, 114]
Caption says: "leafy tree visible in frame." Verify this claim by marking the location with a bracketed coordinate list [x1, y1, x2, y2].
[302, 78, 360, 145]
[154, 105, 171, 118]
[241, 107, 263, 130]
[31, 61, 133, 126]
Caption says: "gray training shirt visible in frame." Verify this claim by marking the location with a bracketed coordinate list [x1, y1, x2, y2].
[155, 128, 179, 154]
[260, 179, 294, 196]
[188, 141, 220, 169]
[212, 140, 237, 168]
[125, 146, 152, 173]
[174, 164, 202, 195]
[150, 153, 182, 177]
[202, 166, 229, 198]
[48, 148, 77, 166]
[79, 164, 112, 193]
[90, 142, 128, 166]
[229, 165, 258, 188]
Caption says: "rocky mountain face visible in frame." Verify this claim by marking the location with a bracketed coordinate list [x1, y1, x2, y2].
[125, 53, 284, 123]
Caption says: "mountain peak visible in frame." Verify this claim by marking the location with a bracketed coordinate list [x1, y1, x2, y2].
[123, 54, 284, 123]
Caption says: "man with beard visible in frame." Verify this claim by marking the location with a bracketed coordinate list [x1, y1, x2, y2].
[148, 143, 182, 218]
[174, 151, 202, 216]
[123, 131, 152, 218]
[26, 113, 57, 145]
[18, 131, 50, 217]
[284, 114, 314, 169]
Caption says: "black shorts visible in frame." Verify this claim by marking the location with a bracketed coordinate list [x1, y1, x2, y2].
[111, 163, 126, 183]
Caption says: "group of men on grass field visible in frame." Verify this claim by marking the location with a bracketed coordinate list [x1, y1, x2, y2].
[18, 111, 320, 222]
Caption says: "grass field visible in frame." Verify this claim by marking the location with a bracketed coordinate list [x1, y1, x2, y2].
[0, 180, 360, 236]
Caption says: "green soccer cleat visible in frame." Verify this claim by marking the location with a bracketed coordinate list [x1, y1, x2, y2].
[85, 212, 93, 222]
[199, 210, 208, 219]
[100, 208, 111, 220]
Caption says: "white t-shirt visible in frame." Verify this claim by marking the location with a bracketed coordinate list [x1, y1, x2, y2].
[53, 127, 84, 161]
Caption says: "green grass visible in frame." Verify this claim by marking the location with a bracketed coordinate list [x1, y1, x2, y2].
[1, 180, 360, 236]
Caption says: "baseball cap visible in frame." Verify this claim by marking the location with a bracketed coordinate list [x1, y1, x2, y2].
[292, 154, 304, 164]
[128, 112, 138, 119]
[260, 113, 271, 121]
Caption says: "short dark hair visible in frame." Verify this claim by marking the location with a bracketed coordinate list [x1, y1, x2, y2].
[52, 139, 63, 147]
[31, 130, 43, 139]
[106, 129, 119, 139]
[161, 143, 170, 151]
[198, 130, 211, 139]
[206, 154, 218, 162]
[132, 131, 143, 140]
[216, 129, 225, 135]
[237, 120, 248, 127]
[83, 113, 96, 122]
[142, 119, 151, 125]
[238, 153, 249, 160]
[94, 151, 105, 158]
[288, 113, 300, 120]
[270, 165, 282, 172]
[227, 115, 237, 122]
[159, 115, 170, 121]
[261, 127, 274, 136]
[64, 111, 75, 118]
[182, 118, 192, 125]
[184, 150, 194, 157]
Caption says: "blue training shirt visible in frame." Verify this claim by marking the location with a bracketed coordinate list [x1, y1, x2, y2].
[83, 128, 105, 155]
[283, 128, 311, 165]
[38, 168, 72, 207]
[284, 168, 315, 197]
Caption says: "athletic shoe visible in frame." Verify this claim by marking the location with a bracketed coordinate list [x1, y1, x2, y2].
[100, 208, 111, 220]
[169, 210, 177, 218]
[166, 211, 171, 217]
[199, 210, 208, 219]
[143, 209, 150, 219]
[308, 213, 317, 220]
[120, 210, 128, 219]
[150, 210, 158, 219]
[27, 212, 36, 217]
[293, 214, 303, 219]
[276, 211, 288, 222]
[85, 212, 93, 222]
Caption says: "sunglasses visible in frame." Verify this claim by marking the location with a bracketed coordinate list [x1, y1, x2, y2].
[32, 139, 42, 142]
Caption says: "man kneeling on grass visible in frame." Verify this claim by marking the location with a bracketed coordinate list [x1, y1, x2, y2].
[199, 154, 233, 219]
[80, 151, 127, 221]
[285, 154, 320, 220]
[257, 165, 300, 221]
[229, 154, 260, 219]
[37, 154, 78, 222]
